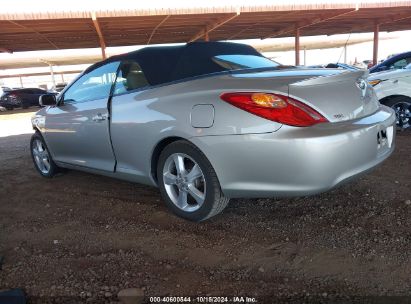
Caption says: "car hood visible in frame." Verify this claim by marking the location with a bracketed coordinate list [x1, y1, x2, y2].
[368, 68, 411, 80]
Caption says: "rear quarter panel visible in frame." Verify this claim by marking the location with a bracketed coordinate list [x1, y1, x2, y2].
[109, 74, 285, 183]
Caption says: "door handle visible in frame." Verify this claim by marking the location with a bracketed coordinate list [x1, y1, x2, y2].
[92, 113, 107, 122]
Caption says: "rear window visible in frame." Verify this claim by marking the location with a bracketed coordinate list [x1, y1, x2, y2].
[212, 55, 280, 70]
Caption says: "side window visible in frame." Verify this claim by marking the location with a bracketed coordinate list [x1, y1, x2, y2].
[113, 60, 149, 95]
[391, 58, 407, 70]
[63, 61, 119, 103]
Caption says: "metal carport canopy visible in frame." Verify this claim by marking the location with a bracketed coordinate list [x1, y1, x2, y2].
[1, 1, 411, 54]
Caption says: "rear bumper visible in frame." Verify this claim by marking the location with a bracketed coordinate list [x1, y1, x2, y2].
[190, 106, 396, 198]
[0, 99, 19, 108]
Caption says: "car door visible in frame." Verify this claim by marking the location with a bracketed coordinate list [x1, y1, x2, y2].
[30, 89, 47, 106]
[25, 89, 36, 106]
[19, 89, 32, 107]
[109, 59, 153, 181]
[43, 61, 120, 172]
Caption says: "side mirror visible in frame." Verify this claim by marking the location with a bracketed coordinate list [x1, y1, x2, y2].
[39, 94, 57, 107]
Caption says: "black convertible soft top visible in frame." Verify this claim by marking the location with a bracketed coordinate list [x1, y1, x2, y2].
[89, 42, 263, 86]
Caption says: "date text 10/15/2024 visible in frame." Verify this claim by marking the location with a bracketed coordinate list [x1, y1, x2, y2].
[149, 296, 257, 303]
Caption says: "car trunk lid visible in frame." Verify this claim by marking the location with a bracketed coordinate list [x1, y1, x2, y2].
[288, 70, 380, 122]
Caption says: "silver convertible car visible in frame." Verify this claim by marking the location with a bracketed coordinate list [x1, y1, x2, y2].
[31, 42, 396, 221]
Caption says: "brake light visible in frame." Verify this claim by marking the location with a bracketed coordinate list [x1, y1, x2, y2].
[220, 92, 328, 127]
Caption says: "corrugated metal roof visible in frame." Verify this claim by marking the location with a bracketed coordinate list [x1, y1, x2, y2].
[1, 1, 410, 20]
[1, 1, 410, 52]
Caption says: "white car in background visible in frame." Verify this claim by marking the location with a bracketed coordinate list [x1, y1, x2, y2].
[369, 64, 411, 130]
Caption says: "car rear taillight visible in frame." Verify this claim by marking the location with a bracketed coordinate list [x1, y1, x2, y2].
[220, 92, 328, 127]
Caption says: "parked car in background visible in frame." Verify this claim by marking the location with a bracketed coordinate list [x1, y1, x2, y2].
[0, 86, 11, 101]
[308, 63, 361, 71]
[0, 87, 9, 111]
[369, 51, 411, 73]
[368, 64, 411, 130]
[363, 60, 374, 69]
[353, 60, 374, 69]
[31, 42, 395, 221]
[0, 88, 49, 110]
[0, 86, 11, 94]
[49, 83, 67, 93]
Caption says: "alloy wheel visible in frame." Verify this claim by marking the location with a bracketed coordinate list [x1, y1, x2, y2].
[32, 138, 51, 174]
[162, 153, 206, 212]
[393, 101, 411, 130]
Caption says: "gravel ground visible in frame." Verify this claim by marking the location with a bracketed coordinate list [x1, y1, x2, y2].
[0, 110, 411, 303]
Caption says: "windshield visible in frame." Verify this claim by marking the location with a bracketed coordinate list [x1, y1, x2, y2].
[212, 55, 280, 70]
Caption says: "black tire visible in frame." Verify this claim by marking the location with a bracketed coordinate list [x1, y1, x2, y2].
[157, 140, 229, 222]
[30, 132, 60, 177]
[382, 96, 411, 130]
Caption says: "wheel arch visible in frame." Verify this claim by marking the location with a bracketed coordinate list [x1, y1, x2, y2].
[151, 136, 197, 183]
[32, 126, 46, 139]
[31, 127, 58, 159]
[379, 94, 411, 105]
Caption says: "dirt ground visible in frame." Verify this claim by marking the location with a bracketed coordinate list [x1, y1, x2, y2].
[1, 109, 411, 303]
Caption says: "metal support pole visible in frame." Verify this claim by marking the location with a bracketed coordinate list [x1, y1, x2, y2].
[303, 47, 307, 66]
[19, 76, 23, 88]
[49, 64, 56, 88]
[373, 21, 379, 66]
[344, 45, 348, 64]
[204, 26, 209, 42]
[100, 47, 106, 60]
[295, 26, 300, 66]
[61, 74, 64, 83]
[92, 12, 107, 60]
